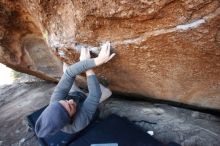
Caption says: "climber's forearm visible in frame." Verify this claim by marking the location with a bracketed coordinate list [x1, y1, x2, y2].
[50, 59, 96, 103]
[85, 69, 101, 103]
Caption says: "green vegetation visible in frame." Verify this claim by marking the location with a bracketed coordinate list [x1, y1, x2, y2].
[12, 70, 23, 80]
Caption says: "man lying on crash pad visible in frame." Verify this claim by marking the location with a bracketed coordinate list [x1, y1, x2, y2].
[35, 42, 115, 138]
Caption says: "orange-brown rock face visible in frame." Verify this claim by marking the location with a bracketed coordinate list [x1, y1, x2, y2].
[0, 0, 220, 109]
[0, 1, 62, 82]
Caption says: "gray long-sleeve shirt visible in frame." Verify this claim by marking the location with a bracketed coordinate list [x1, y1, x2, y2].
[50, 59, 101, 133]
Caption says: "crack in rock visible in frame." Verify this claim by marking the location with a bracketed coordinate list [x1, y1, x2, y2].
[49, 7, 219, 56]
[112, 7, 220, 45]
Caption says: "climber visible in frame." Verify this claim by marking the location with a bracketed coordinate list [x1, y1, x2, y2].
[35, 42, 115, 138]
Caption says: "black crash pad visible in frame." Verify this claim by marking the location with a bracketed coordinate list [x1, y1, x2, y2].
[69, 114, 164, 146]
[27, 106, 180, 146]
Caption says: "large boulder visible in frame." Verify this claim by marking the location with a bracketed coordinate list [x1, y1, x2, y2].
[0, 1, 62, 82]
[0, 0, 220, 109]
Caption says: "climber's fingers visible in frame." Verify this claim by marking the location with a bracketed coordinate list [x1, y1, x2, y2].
[80, 47, 91, 61]
[106, 53, 116, 62]
[106, 41, 110, 54]
[86, 47, 90, 56]
[80, 47, 84, 54]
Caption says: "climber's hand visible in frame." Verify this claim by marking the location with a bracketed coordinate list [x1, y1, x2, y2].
[80, 47, 91, 61]
[94, 41, 116, 66]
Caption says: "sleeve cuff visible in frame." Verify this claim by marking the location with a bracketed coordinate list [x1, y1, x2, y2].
[85, 59, 96, 68]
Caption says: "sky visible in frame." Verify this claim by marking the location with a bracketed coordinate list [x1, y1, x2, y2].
[0, 63, 14, 85]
